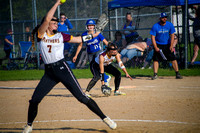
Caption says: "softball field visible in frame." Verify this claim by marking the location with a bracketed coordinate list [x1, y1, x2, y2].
[0, 76, 200, 133]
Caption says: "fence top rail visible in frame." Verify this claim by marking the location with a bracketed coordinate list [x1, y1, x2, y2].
[0, 11, 172, 24]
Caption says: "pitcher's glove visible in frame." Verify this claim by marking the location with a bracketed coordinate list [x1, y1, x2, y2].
[101, 84, 111, 96]
[96, 13, 109, 32]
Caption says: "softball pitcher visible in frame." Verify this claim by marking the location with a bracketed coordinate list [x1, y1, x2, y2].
[22, 0, 116, 132]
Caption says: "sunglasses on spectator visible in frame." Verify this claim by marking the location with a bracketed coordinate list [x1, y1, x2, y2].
[61, 17, 66, 19]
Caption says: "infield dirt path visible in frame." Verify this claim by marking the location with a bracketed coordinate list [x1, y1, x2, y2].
[0, 76, 200, 133]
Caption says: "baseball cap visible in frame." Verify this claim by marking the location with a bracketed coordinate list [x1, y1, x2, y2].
[160, 12, 168, 18]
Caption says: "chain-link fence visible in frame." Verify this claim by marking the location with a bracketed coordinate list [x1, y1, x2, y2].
[108, 6, 170, 69]
[0, 0, 199, 70]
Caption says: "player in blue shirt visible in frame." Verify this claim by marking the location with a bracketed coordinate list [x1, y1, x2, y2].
[150, 12, 182, 79]
[58, 12, 73, 55]
[73, 19, 111, 96]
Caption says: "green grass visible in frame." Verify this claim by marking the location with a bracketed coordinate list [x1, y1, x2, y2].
[0, 68, 200, 81]
[0, 70, 44, 81]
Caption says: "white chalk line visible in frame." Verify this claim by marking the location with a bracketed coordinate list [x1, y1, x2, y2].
[113, 87, 200, 92]
[0, 119, 199, 125]
[0, 86, 35, 89]
[1, 86, 200, 91]
[125, 86, 200, 92]
[124, 88, 200, 92]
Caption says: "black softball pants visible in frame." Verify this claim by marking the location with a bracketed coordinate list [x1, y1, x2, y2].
[86, 61, 121, 92]
[27, 59, 106, 125]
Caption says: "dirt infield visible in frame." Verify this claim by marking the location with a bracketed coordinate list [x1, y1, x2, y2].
[0, 76, 200, 133]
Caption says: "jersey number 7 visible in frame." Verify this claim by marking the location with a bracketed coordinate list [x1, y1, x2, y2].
[47, 45, 52, 53]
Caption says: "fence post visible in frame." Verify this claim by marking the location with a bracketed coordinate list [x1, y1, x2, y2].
[23, 22, 25, 41]
[58, 5, 60, 19]
[9, 0, 15, 58]
[184, 0, 188, 69]
[121, 8, 123, 27]
[32, 0, 35, 29]
[33, 0, 40, 69]
[75, 0, 78, 33]
[100, 0, 102, 15]
[115, 9, 118, 30]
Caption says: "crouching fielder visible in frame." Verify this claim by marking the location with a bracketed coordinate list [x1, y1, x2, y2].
[86, 42, 132, 96]
[22, 0, 116, 133]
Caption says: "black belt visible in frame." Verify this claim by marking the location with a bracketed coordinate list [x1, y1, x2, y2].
[45, 58, 65, 68]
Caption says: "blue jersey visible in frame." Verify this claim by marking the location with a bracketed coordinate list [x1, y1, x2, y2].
[58, 19, 73, 34]
[150, 21, 175, 45]
[82, 31, 105, 53]
[4, 35, 13, 50]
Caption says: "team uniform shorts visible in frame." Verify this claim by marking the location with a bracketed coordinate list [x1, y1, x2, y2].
[153, 44, 176, 61]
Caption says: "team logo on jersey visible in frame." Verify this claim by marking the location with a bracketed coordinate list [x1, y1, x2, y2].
[42, 37, 60, 43]
[87, 39, 98, 45]
[158, 29, 169, 33]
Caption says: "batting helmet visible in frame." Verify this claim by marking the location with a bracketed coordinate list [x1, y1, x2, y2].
[85, 19, 96, 26]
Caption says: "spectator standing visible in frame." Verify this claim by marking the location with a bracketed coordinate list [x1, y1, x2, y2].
[58, 12, 73, 57]
[121, 12, 138, 44]
[0, 29, 14, 65]
[58, 12, 73, 34]
[150, 12, 182, 80]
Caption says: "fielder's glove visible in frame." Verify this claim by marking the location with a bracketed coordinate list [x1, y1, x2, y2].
[96, 13, 109, 32]
[101, 84, 111, 96]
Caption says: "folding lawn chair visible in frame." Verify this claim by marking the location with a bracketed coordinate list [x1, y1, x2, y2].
[18, 41, 33, 69]
[19, 41, 32, 58]
[5, 42, 32, 70]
